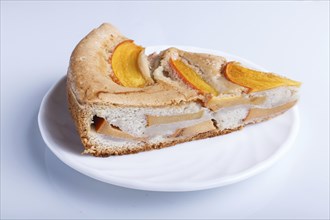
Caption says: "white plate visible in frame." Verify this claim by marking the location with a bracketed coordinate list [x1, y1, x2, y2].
[38, 46, 300, 192]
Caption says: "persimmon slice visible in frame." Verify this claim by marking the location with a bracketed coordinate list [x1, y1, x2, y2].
[206, 96, 266, 111]
[111, 40, 147, 87]
[223, 62, 301, 93]
[93, 116, 139, 140]
[244, 101, 297, 122]
[146, 110, 204, 127]
[170, 59, 219, 96]
[170, 120, 217, 138]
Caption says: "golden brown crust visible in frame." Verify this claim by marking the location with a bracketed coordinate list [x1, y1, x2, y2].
[67, 23, 201, 107]
[67, 83, 91, 146]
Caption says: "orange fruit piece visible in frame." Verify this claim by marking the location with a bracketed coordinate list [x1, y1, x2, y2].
[223, 62, 301, 93]
[170, 59, 219, 96]
[111, 40, 147, 87]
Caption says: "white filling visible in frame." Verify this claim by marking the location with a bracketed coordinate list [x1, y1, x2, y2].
[213, 106, 249, 130]
[93, 102, 200, 136]
[144, 109, 213, 136]
[90, 86, 299, 145]
[251, 86, 299, 108]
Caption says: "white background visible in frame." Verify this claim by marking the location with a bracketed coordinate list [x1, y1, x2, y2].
[1, 1, 329, 219]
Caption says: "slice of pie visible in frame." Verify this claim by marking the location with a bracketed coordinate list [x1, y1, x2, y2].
[67, 23, 301, 157]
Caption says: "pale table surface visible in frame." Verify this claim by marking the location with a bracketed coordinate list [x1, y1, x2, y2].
[1, 1, 329, 219]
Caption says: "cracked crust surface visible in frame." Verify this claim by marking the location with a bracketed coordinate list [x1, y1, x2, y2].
[67, 23, 201, 107]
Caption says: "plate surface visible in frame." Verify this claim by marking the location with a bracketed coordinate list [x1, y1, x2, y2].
[38, 46, 300, 191]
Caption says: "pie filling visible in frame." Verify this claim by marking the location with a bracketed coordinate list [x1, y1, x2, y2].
[91, 98, 297, 141]
[91, 42, 300, 142]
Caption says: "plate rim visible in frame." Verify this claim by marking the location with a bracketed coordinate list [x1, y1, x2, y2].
[38, 46, 300, 192]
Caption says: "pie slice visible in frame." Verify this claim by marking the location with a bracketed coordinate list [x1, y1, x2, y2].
[67, 23, 301, 157]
